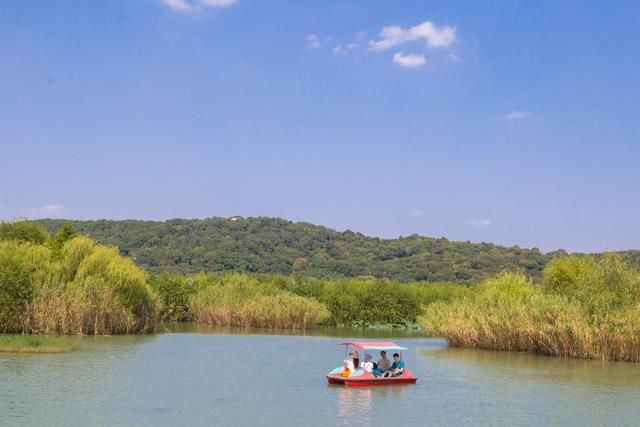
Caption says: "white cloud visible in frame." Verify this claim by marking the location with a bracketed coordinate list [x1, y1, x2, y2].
[29, 205, 67, 218]
[447, 52, 460, 63]
[162, 0, 237, 13]
[370, 21, 457, 52]
[408, 210, 423, 217]
[393, 52, 426, 68]
[332, 43, 358, 55]
[163, 0, 194, 12]
[200, 0, 237, 6]
[306, 34, 321, 48]
[505, 111, 530, 120]
[469, 219, 492, 227]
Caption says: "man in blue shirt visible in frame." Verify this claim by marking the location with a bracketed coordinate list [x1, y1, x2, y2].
[381, 353, 405, 377]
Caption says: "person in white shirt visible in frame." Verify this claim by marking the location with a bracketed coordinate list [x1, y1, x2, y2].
[360, 353, 374, 373]
[343, 352, 355, 372]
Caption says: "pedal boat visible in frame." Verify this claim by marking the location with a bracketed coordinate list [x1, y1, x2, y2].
[326, 341, 418, 387]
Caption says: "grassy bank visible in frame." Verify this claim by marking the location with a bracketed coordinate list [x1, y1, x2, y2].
[419, 254, 640, 362]
[0, 335, 78, 353]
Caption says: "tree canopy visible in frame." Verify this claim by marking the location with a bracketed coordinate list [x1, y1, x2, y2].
[36, 217, 561, 283]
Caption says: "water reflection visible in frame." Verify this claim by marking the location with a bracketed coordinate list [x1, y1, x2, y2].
[336, 385, 412, 426]
[337, 387, 372, 425]
[162, 322, 427, 338]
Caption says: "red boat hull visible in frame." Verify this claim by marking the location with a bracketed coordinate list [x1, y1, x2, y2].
[326, 369, 417, 387]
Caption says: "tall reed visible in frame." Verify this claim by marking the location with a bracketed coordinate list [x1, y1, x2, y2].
[420, 259, 640, 362]
[189, 274, 330, 328]
[0, 235, 160, 335]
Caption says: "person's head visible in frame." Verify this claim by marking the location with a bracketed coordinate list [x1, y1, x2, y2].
[364, 354, 372, 362]
[353, 351, 359, 358]
[393, 353, 400, 361]
[380, 351, 387, 358]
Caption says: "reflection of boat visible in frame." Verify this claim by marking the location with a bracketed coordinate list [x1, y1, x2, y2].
[326, 341, 418, 386]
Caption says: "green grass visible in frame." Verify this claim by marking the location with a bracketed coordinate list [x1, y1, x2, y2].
[0, 335, 79, 353]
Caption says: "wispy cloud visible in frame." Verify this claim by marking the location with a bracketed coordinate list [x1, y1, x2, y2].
[332, 43, 358, 55]
[162, 0, 237, 13]
[306, 34, 321, 48]
[393, 52, 426, 68]
[505, 111, 530, 120]
[469, 219, 492, 227]
[369, 21, 457, 52]
[29, 204, 67, 218]
[408, 210, 423, 217]
[447, 52, 460, 63]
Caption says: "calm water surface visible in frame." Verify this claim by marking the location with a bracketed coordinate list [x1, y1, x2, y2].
[1, 326, 640, 426]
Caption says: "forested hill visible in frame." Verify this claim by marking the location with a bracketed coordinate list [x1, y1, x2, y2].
[35, 217, 572, 283]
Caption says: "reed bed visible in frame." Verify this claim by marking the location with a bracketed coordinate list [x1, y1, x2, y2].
[1, 233, 159, 336]
[420, 256, 640, 362]
[189, 274, 330, 329]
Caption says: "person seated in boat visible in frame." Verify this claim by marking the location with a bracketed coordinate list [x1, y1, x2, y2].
[352, 351, 360, 371]
[343, 352, 355, 372]
[360, 354, 374, 373]
[381, 353, 405, 378]
[373, 351, 389, 377]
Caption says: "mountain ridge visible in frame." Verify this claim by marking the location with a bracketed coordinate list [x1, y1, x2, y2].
[36, 217, 639, 283]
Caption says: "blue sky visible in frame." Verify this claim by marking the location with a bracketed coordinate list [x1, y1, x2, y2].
[1, 0, 639, 252]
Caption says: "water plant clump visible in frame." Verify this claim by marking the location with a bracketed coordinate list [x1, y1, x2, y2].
[189, 274, 330, 329]
[0, 335, 79, 353]
[419, 254, 640, 362]
[0, 221, 160, 335]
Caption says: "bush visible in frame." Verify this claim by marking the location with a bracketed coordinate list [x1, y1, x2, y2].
[73, 246, 159, 332]
[150, 273, 195, 321]
[0, 242, 34, 332]
[543, 253, 640, 319]
[2, 236, 162, 335]
[0, 221, 50, 244]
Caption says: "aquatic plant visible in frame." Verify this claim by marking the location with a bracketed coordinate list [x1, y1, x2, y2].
[0, 334, 78, 353]
[0, 233, 160, 335]
[149, 272, 196, 321]
[420, 258, 640, 362]
[189, 274, 329, 328]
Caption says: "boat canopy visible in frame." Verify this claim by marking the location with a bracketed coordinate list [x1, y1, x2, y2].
[338, 341, 407, 351]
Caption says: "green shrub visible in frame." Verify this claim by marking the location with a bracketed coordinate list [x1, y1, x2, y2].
[0, 221, 49, 244]
[0, 242, 34, 332]
[149, 273, 195, 321]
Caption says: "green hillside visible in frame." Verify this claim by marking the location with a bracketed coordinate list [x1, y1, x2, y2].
[36, 217, 563, 283]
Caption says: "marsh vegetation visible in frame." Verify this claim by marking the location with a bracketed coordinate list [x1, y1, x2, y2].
[0, 335, 78, 353]
[5, 220, 640, 363]
[420, 254, 640, 362]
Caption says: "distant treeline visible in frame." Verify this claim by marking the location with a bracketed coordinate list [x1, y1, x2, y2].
[37, 217, 575, 283]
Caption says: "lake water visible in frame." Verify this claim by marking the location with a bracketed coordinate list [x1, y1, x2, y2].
[2, 326, 640, 426]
